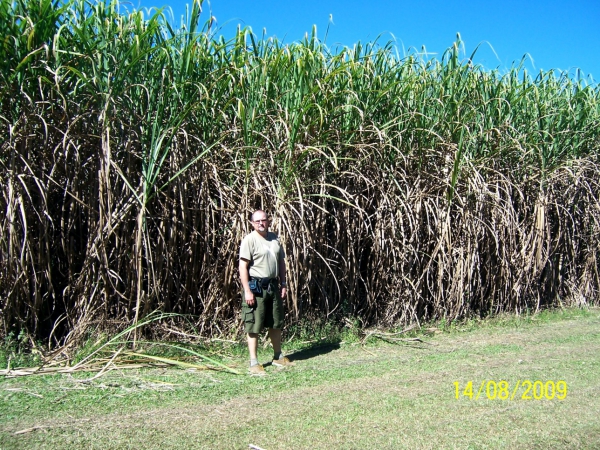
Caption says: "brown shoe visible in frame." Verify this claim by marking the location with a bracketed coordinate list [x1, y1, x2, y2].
[248, 364, 267, 376]
[272, 356, 294, 367]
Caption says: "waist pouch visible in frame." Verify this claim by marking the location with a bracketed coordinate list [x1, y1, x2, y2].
[249, 277, 278, 295]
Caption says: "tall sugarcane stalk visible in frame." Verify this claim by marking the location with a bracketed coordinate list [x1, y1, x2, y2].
[1, 0, 599, 347]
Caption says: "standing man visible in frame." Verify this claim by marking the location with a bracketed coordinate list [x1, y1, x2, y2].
[239, 210, 293, 375]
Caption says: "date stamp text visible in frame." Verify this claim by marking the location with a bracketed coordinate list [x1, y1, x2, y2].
[453, 380, 567, 400]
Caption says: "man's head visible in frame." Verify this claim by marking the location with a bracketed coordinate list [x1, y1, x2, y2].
[251, 210, 270, 235]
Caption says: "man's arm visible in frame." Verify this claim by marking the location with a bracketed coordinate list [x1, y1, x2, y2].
[240, 258, 255, 307]
[278, 257, 287, 299]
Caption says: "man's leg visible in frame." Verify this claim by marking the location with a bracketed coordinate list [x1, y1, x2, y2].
[269, 328, 293, 366]
[268, 328, 281, 356]
[269, 289, 284, 359]
[247, 332, 266, 375]
[247, 332, 259, 363]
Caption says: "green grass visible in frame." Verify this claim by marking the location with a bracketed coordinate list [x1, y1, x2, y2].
[0, 331, 42, 370]
[1, 307, 599, 449]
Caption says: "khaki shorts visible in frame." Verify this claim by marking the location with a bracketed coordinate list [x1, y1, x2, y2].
[241, 288, 284, 334]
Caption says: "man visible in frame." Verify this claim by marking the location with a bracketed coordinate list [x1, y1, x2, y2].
[239, 210, 293, 375]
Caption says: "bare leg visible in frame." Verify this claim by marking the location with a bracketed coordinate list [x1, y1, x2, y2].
[247, 333, 259, 361]
[268, 328, 282, 356]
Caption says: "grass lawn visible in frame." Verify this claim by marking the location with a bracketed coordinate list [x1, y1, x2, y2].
[1, 307, 599, 449]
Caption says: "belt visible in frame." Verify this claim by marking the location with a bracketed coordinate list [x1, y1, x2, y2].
[250, 277, 278, 288]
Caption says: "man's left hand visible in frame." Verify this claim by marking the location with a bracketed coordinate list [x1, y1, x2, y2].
[281, 287, 287, 299]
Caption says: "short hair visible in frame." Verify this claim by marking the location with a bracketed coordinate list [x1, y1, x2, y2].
[251, 210, 267, 221]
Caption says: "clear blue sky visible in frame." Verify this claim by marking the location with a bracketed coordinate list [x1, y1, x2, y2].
[135, 0, 600, 83]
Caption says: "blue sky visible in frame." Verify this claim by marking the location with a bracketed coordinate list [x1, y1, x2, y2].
[136, 0, 600, 83]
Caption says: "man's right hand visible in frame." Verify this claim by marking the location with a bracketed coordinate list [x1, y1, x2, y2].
[245, 291, 256, 308]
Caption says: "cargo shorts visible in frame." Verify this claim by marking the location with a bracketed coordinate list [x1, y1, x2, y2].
[241, 287, 284, 334]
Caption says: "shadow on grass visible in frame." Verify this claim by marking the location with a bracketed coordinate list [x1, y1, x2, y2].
[287, 341, 341, 362]
[261, 342, 341, 367]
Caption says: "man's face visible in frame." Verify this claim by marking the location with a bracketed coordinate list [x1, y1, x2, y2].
[251, 213, 269, 234]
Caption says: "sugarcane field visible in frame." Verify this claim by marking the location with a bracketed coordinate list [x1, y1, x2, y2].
[1, 0, 600, 448]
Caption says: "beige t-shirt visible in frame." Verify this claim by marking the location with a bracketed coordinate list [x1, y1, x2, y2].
[239, 231, 285, 279]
